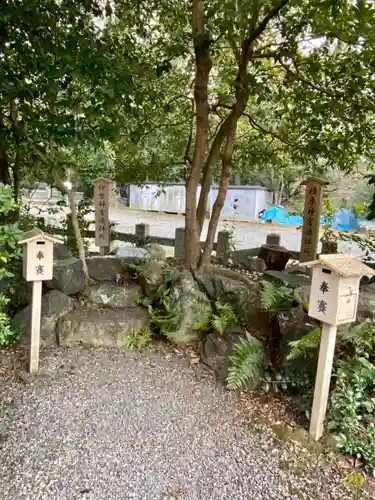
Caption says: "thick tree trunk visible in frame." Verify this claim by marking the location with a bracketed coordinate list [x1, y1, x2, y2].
[184, 0, 212, 271]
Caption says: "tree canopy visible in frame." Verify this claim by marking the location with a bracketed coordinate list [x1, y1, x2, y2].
[2, 0, 375, 269]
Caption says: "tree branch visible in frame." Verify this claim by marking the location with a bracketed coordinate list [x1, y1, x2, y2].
[244, 112, 299, 149]
[248, 0, 291, 46]
[158, 114, 196, 129]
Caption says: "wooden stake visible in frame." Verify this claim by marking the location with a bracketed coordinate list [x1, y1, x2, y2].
[309, 322, 337, 441]
[30, 280, 43, 374]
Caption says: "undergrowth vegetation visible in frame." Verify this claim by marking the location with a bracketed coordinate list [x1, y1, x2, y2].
[0, 184, 23, 346]
[124, 261, 375, 475]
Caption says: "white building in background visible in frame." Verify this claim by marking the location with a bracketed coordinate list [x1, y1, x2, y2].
[128, 182, 272, 222]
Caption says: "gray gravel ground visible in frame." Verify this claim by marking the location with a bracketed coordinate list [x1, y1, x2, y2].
[0, 347, 355, 500]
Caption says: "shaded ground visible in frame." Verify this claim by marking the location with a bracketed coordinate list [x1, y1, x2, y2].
[0, 346, 362, 500]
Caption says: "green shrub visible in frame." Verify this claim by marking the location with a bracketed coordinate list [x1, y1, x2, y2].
[329, 358, 375, 475]
[0, 183, 23, 346]
[288, 308, 375, 474]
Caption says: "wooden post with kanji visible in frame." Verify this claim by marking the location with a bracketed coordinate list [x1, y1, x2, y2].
[303, 254, 375, 441]
[18, 229, 62, 374]
[300, 178, 327, 263]
[93, 178, 112, 256]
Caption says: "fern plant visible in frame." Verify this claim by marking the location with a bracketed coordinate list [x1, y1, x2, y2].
[227, 333, 265, 390]
[287, 327, 322, 361]
[124, 327, 153, 350]
[260, 280, 294, 312]
[211, 301, 238, 334]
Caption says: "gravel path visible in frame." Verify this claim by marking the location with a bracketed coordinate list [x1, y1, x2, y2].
[0, 347, 355, 500]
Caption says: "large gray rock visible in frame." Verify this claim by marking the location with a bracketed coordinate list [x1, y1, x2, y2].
[53, 243, 70, 261]
[138, 259, 165, 296]
[144, 243, 166, 261]
[46, 258, 84, 295]
[83, 282, 142, 309]
[166, 271, 212, 344]
[57, 308, 150, 347]
[11, 290, 74, 346]
[86, 256, 124, 281]
[356, 284, 375, 322]
[115, 247, 149, 263]
[294, 285, 310, 309]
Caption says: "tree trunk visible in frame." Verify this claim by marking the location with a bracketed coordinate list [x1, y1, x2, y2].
[198, 119, 239, 270]
[55, 172, 89, 281]
[0, 117, 10, 185]
[67, 182, 89, 281]
[184, 0, 212, 271]
[196, 116, 231, 235]
[13, 150, 20, 204]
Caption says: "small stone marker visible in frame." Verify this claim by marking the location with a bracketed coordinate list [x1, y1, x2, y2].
[303, 254, 375, 440]
[19, 229, 62, 374]
[300, 178, 327, 263]
[93, 178, 112, 256]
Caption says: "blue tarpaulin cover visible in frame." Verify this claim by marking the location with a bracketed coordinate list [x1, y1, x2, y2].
[331, 208, 360, 231]
[259, 205, 360, 231]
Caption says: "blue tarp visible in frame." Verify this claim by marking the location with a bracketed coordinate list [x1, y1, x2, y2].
[331, 208, 360, 231]
[259, 205, 360, 231]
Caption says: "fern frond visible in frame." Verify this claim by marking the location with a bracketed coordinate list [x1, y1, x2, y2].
[227, 333, 265, 390]
[211, 301, 237, 334]
[287, 327, 321, 361]
[260, 280, 294, 312]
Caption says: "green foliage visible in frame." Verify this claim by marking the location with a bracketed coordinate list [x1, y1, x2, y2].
[138, 267, 182, 339]
[287, 328, 322, 361]
[227, 333, 265, 391]
[327, 310, 375, 475]
[151, 294, 181, 336]
[329, 358, 375, 475]
[259, 280, 294, 313]
[0, 184, 23, 345]
[211, 301, 238, 335]
[124, 327, 153, 350]
[339, 312, 375, 360]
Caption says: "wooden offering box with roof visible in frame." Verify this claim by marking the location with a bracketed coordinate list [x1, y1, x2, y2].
[305, 254, 375, 326]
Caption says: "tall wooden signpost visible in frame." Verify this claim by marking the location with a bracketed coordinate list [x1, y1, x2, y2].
[303, 255, 375, 440]
[300, 178, 327, 263]
[19, 229, 62, 374]
[93, 178, 112, 256]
